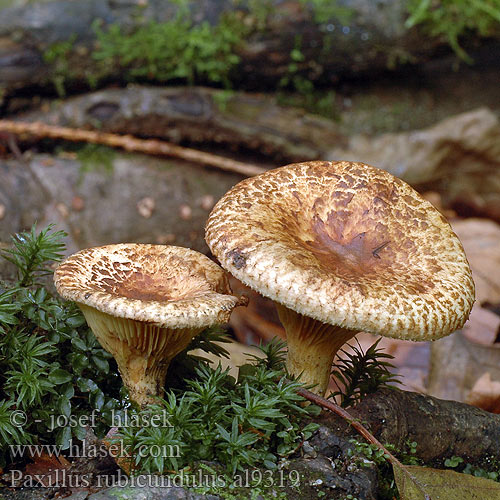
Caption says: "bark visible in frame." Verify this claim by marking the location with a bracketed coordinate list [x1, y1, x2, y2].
[17, 86, 346, 162]
[317, 388, 500, 464]
[0, 0, 481, 96]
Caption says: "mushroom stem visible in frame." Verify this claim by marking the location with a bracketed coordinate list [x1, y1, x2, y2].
[276, 304, 357, 397]
[79, 304, 203, 406]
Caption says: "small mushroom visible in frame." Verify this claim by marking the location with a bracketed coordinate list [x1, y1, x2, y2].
[54, 244, 246, 405]
[205, 161, 475, 396]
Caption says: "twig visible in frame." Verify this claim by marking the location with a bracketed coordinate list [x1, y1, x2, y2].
[297, 387, 433, 498]
[297, 387, 404, 468]
[0, 120, 267, 178]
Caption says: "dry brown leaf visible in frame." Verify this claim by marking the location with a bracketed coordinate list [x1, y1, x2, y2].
[452, 218, 500, 305]
[190, 340, 265, 379]
[22, 452, 71, 487]
[463, 304, 500, 345]
[394, 464, 500, 499]
[466, 372, 500, 413]
[342, 333, 430, 393]
[103, 427, 133, 476]
[228, 277, 285, 345]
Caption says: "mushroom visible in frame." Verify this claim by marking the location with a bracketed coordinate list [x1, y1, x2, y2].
[54, 244, 246, 406]
[205, 161, 475, 396]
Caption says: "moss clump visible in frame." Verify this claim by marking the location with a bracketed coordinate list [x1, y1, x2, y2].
[91, 4, 247, 87]
[406, 0, 500, 61]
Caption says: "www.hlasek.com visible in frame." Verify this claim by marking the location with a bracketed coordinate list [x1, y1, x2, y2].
[9, 468, 302, 489]
[10, 438, 180, 460]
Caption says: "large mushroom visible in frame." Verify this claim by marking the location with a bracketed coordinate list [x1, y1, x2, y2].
[54, 244, 246, 406]
[205, 161, 475, 396]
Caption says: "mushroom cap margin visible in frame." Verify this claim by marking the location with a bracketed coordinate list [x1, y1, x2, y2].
[205, 161, 475, 341]
[54, 243, 244, 329]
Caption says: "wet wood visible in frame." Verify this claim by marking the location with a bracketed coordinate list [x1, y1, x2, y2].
[325, 388, 500, 463]
[17, 86, 346, 162]
[0, 0, 453, 96]
[0, 119, 267, 177]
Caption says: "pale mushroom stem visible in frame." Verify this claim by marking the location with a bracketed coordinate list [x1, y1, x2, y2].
[276, 304, 357, 397]
[79, 304, 203, 406]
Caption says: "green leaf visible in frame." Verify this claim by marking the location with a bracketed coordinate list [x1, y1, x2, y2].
[55, 426, 72, 449]
[49, 368, 72, 385]
[93, 355, 109, 373]
[71, 337, 88, 351]
[66, 315, 86, 328]
[61, 382, 75, 399]
[76, 377, 98, 392]
[73, 424, 87, 441]
[90, 389, 105, 410]
[56, 395, 71, 418]
[394, 464, 500, 500]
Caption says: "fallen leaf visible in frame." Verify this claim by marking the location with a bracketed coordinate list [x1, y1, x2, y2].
[227, 277, 285, 345]
[463, 305, 500, 345]
[190, 340, 265, 379]
[103, 427, 133, 476]
[23, 452, 71, 487]
[452, 219, 500, 305]
[394, 464, 500, 500]
[466, 372, 500, 413]
[55, 202, 69, 219]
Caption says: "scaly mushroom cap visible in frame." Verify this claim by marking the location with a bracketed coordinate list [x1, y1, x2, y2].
[55, 244, 246, 405]
[206, 161, 475, 341]
[54, 244, 242, 328]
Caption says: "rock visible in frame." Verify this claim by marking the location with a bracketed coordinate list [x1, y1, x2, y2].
[329, 107, 500, 222]
[84, 478, 218, 499]
[288, 456, 377, 499]
[0, 156, 53, 241]
[0, 152, 243, 254]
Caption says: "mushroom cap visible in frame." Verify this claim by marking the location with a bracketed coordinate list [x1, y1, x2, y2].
[205, 161, 475, 341]
[54, 244, 243, 329]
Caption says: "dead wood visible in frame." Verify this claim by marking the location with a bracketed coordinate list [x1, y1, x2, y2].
[319, 388, 500, 464]
[0, 119, 266, 177]
[0, 0, 455, 96]
[18, 86, 346, 163]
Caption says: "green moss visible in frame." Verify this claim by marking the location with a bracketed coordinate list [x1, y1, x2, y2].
[211, 89, 237, 112]
[91, 3, 248, 87]
[406, 0, 500, 61]
[299, 0, 354, 25]
[443, 454, 500, 482]
[42, 35, 77, 97]
[276, 89, 340, 121]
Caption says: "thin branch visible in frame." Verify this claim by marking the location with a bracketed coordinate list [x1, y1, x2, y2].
[297, 387, 405, 469]
[0, 120, 267, 178]
[298, 387, 435, 497]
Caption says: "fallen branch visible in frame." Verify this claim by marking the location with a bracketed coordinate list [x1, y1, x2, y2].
[298, 387, 403, 467]
[0, 120, 267, 178]
[298, 387, 435, 498]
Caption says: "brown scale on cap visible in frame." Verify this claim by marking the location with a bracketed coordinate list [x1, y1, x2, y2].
[55, 244, 246, 405]
[205, 161, 475, 396]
